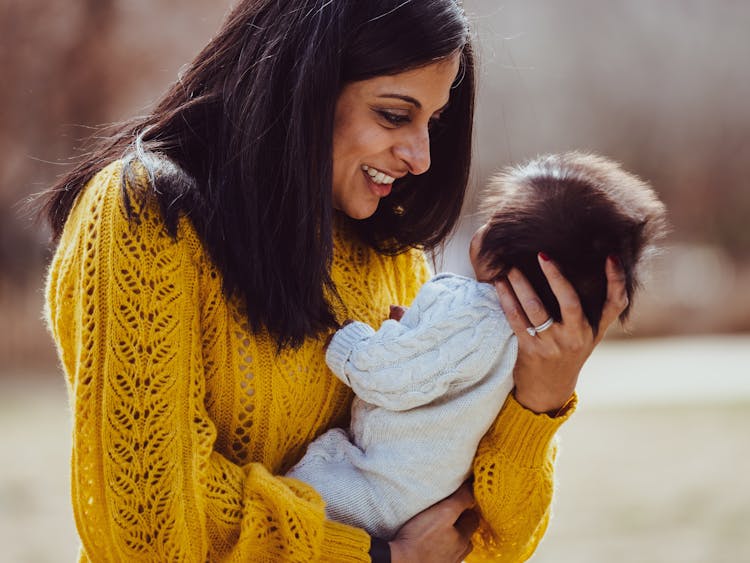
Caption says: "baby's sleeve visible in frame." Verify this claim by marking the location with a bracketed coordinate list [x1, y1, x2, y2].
[325, 278, 508, 411]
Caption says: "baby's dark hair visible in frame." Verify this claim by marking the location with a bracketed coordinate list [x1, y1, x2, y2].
[478, 152, 667, 334]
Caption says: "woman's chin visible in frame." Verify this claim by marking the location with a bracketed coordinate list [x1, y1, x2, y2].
[340, 201, 380, 221]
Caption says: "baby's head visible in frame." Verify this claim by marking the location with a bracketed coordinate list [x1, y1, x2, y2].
[472, 152, 667, 334]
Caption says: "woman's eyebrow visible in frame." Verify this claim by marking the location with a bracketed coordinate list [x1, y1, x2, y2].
[377, 94, 450, 113]
[378, 93, 422, 108]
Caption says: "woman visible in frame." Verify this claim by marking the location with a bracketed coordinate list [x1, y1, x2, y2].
[42, 1, 627, 561]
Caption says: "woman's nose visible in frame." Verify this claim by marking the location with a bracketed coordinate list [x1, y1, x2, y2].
[394, 128, 431, 176]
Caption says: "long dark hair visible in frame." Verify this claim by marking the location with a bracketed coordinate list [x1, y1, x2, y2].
[41, 0, 475, 348]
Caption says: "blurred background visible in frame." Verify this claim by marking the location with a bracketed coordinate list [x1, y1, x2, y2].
[1, 0, 748, 561]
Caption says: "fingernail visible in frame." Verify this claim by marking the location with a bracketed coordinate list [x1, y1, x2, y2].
[608, 254, 622, 268]
[538, 251, 551, 261]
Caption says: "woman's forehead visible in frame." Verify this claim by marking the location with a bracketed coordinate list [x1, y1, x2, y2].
[353, 55, 461, 111]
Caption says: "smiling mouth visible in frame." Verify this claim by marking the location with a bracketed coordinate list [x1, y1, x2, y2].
[363, 169, 393, 198]
[361, 164, 396, 185]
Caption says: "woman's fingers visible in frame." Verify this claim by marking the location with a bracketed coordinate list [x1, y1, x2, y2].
[497, 257, 589, 414]
[454, 508, 480, 538]
[493, 278, 533, 339]
[457, 542, 474, 563]
[595, 256, 629, 343]
[536, 253, 585, 327]
[389, 482, 476, 562]
[440, 482, 475, 519]
[506, 268, 550, 327]
[494, 254, 623, 415]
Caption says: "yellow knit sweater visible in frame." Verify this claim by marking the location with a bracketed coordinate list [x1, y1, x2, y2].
[45, 161, 574, 562]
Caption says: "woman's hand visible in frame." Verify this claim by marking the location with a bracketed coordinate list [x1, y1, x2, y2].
[494, 254, 628, 414]
[388, 482, 479, 563]
[470, 225, 628, 413]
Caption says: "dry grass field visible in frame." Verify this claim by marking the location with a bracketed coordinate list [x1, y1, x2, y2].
[2, 336, 749, 563]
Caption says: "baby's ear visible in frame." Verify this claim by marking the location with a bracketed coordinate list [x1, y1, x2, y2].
[470, 225, 490, 282]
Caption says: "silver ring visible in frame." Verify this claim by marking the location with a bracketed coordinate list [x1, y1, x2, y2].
[526, 317, 554, 337]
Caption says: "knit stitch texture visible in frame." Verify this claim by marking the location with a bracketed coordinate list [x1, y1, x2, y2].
[288, 274, 517, 538]
[45, 161, 574, 562]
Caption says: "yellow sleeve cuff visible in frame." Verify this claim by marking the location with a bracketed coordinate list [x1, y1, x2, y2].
[320, 520, 371, 562]
[480, 393, 577, 468]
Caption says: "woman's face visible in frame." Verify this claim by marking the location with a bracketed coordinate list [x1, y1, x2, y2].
[331, 54, 461, 220]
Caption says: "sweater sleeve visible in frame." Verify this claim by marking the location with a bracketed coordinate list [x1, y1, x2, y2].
[45, 163, 370, 563]
[466, 393, 576, 562]
[324, 280, 509, 411]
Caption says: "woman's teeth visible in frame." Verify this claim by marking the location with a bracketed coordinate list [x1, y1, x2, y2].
[361, 165, 395, 185]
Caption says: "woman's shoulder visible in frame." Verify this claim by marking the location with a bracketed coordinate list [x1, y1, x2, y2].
[69, 159, 142, 223]
[58, 160, 126, 248]
[64, 157, 204, 262]
[75, 159, 124, 206]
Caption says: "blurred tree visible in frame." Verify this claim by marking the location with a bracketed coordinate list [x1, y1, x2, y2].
[0, 0, 116, 284]
[0, 0, 748, 340]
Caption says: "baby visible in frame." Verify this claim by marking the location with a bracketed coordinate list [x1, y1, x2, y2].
[287, 152, 667, 539]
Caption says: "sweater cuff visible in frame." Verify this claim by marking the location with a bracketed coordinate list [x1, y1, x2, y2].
[320, 519, 371, 562]
[325, 322, 375, 383]
[481, 393, 577, 468]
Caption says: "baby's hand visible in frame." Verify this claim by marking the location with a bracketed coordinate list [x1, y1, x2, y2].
[389, 305, 407, 321]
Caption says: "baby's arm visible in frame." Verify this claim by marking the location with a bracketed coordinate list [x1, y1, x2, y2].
[290, 278, 510, 538]
[326, 279, 505, 411]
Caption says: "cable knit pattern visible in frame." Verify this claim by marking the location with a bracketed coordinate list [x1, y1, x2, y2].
[287, 274, 517, 538]
[45, 160, 573, 562]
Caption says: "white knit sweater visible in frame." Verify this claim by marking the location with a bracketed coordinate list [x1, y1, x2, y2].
[286, 273, 517, 539]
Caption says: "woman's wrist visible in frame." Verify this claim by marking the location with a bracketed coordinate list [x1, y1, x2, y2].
[513, 383, 577, 416]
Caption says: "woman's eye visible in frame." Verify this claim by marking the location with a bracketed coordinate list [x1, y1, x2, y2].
[377, 110, 410, 126]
